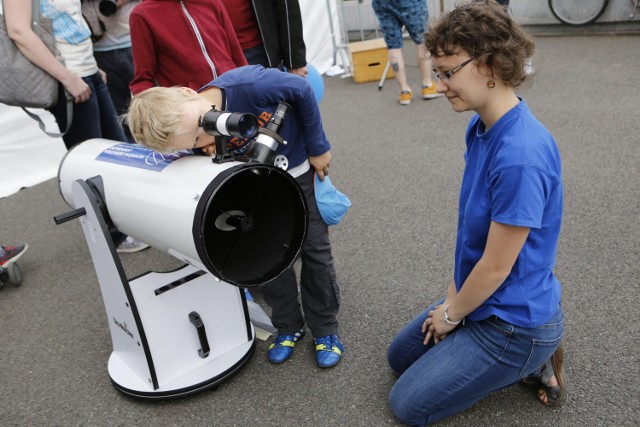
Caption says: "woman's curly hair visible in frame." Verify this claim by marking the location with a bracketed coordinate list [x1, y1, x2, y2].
[424, 0, 535, 87]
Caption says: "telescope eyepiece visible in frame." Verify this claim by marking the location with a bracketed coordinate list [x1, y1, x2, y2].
[200, 107, 259, 139]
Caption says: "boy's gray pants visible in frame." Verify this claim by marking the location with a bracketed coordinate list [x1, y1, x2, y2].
[262, 168, 341, 338]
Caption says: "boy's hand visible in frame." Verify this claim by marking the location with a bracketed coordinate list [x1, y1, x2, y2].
[201, 143, 216, 156]
[289, 66, 308, 78]
[310, 151, 331, 181]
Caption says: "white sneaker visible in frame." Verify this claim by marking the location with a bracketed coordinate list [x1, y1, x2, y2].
[116, 236, 150, 253]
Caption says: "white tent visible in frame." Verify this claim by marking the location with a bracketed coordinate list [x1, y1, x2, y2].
[300, 0, 350, 74]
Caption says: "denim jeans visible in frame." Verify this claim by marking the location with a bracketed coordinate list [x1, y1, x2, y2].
[49, 71, 126, 149]
[94, 47, 133, 116]
[387, 301, 564, 426]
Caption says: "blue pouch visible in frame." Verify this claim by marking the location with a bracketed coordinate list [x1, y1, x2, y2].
[314, 174, 351, 225]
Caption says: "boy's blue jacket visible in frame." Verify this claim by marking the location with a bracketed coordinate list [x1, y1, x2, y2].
[199, 65, 331, 174]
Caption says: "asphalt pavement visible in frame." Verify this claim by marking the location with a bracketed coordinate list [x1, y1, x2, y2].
[1, 35, 639, 426]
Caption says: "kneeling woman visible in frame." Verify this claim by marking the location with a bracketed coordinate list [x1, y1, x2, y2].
[387, 1, 565, 425]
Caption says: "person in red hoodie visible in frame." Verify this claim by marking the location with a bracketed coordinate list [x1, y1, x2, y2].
[129, 0, 248, 94]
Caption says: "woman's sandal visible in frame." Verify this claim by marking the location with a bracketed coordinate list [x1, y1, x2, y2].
[538, 343, 566, 407]
[522, 343, 566, 407]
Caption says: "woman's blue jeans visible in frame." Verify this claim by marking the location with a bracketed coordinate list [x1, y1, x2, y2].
[49, 72, 126, 149]
[387, 301, 564, 426]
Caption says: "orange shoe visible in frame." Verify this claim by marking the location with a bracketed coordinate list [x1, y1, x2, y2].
[399, 90, 413, 105]
[421, 84, 444, 100]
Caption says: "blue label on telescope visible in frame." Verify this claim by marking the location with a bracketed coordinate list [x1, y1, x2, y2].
[95, 143, 191, 171]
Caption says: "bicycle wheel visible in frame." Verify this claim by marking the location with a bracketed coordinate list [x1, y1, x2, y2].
[548, 0, 609, 26]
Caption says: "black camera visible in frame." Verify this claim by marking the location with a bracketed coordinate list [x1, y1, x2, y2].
[99, 0, 117, 17]
[199, 107, 259, 139]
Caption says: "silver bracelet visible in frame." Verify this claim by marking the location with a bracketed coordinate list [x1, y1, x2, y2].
[443, 305, 463, 326]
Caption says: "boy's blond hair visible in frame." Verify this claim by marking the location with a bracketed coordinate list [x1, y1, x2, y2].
[126, 87, 199, 152]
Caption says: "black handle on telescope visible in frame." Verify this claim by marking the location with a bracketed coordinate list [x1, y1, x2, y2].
[189, 311, 211, 358]
[53, 207, 87, 225]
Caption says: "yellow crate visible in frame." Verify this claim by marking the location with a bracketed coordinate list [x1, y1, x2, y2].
[348, 38, 394, 84]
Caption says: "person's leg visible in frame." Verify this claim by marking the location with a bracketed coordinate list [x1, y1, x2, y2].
[90, 73, 127, 142]
[262, 267, 305, 335]
[373, 0, 411, 100]
[387, 301, 442, 376]
[95, 47, 135, 142]
[388, 48, 410, 93]
[296, 169, 340, 338]
[415, 45, 433, 87]
[388, 308, 564, 426]
[294, 169, 343, 367]
[401, 0, 441, 99]
[94, 48, 133, 115]
[262, 266, 306, 363]
[48, 77, 102, 149]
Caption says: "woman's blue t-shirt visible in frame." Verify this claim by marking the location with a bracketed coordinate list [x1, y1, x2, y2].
[456, 99, 563, 327]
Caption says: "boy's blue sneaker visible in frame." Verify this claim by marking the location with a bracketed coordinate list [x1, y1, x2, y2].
[314, 334, 345, 368]
[267, 328, 304, 364]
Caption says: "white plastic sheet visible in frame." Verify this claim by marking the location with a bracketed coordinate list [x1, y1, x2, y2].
[0, 105, 66, 199]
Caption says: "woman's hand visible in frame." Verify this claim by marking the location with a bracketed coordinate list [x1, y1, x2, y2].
[309, 151, 332, 181]
[62, 73, 91, 104]
[422, 304, 458, 345]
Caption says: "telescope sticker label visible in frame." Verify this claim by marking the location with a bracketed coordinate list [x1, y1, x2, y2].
[95, 143, 192, 172]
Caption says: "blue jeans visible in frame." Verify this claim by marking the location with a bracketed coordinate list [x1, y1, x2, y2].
[387, 301, 564, 426]
[49, 71, 126, 149]
[94, 47, 133, 116]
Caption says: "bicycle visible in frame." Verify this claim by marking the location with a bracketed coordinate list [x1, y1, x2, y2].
[548, 0, 640, 26]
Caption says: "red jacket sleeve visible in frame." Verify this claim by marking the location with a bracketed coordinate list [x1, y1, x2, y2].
[129, 12, 157, 95]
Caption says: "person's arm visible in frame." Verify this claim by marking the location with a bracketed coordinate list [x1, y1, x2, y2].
[274, 0, 306, 71]
[4, 0, 90, 103]
[251, 69, 330, 176]
[283, 73, 331, 179]
[424, 221, 529, 343]
[128, 12, 157, 94]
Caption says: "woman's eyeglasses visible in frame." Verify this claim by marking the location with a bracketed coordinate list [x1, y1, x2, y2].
[432, 58, 474, 83]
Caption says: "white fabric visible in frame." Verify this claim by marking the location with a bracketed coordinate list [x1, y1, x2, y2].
[0, 105, 66, 199]
[300, 0, 348, 74]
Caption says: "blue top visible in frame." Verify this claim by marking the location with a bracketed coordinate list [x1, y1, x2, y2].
[455, 99, 563, 327]
[199, 65, 331, 171]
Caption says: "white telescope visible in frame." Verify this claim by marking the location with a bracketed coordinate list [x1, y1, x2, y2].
[56, 138, 307, 399]
[58, 139, 307, 287]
